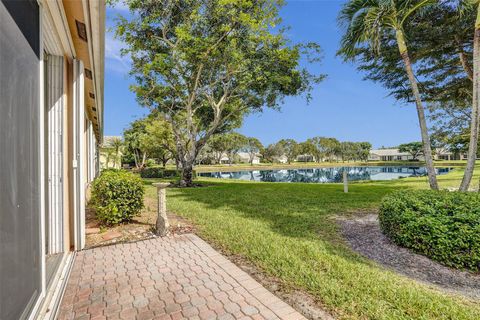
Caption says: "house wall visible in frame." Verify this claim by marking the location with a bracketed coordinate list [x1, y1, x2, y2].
[0, 1, 104, 319]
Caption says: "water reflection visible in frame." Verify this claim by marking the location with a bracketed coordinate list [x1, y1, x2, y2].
[198, 167, 453, 183]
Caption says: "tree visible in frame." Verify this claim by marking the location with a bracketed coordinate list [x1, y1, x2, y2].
[116, 0, 325, 186]
[107, 137, 124, 168]
[307, 137, 326, 162]
[224, 133, 248, 165]
[339, 141, 356, 162]
[261, 143, 284, 163]
[123, 114, 176, 169]
[398, 142, 424, 160]
[277, 139, 298, 164]
[308, 137, 341, 162]
[123, 118, 149, 169]
[356, 142, 372, 162]
[142, 115, 176, 167]
[245, 137, 264, 165]
[209, 135, 229, 164]
[102, 147, 116, 168]
[296, 141, 317, 162]
[338, 0, 439, 190]
[459, 1, 480, 191]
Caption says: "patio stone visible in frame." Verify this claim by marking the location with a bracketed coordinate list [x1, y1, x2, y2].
[58, 234, 306, 319]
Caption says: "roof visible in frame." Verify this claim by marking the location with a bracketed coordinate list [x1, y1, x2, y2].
[370, 149, 410, 156]
[44, 0, 105, 142]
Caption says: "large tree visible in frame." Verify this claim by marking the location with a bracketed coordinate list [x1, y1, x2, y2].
[459, 1, 480, 191]
[308, 137, 341, 162]
[142, 115, 176, 167]
[277, 139, 299, 164]
[338, 0, 439, 189]
[224, 133, 248, 165]
[399, 141, 424, 160]
[245, 137, 264, 165]
[116, 0, 324, 186]
[123, 118, 149, 169]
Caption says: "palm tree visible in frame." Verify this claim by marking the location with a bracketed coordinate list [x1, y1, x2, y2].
[338, 0, 439, 190]
[108, 137, 123, 168]
[459, 1, 480, 191]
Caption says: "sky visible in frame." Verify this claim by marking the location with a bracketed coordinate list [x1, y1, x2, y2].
[104, 0, 423, 149]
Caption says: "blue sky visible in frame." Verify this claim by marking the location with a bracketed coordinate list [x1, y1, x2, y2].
[104, 0, 422, 149]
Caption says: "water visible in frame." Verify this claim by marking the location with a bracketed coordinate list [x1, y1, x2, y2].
[198, 166, 454, 183]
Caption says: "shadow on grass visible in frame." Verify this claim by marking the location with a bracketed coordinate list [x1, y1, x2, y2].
[166, 179, 410, 263]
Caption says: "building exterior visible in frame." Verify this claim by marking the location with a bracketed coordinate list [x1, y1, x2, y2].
[369, 148, 468, 161]
[99, 135, 123, 169]
[0, 1, 105, 319]
[368, 149, 415, 161]
[219, 151, 262, 164]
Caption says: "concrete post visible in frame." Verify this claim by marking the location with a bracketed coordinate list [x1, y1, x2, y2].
[343, 169, 348, 193]
[153, 183, 170, 236]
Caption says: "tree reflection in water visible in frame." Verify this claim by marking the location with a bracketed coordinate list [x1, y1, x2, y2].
[199, 166, 453, 183]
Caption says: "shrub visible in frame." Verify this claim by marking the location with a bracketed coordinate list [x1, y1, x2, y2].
[91, 169, 145, 225]
[379, 190, 480, 271]
[140, 167, 164, 178]
[139, 167, 196, 179]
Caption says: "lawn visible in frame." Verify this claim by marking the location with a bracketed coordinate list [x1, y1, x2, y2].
[146, 166, 480, 319]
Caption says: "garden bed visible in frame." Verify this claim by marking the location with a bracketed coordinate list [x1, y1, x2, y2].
[339, 213, 480, 299]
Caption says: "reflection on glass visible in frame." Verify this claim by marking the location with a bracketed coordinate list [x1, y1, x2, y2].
[198, 167, 453, 183]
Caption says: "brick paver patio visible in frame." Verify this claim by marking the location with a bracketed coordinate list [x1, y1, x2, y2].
[58, 234, 306, 320]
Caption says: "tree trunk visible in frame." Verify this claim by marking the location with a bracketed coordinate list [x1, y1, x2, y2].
[460, 9, 480, 192]
[133, 150, 139, 169]
[397, 29, 438, 190]
[456, 35, 474, 81]
[180, 161, 194, 187]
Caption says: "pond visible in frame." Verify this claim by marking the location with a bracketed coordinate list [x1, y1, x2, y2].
[198, 166, 454, 183]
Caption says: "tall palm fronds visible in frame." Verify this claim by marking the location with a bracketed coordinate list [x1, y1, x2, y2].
[458, 0, 480, 191]
[338, 0, 439, 190]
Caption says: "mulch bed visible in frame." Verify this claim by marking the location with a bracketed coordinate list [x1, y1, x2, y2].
[85, 207, 194, 249]
[338, 213, 480, 300]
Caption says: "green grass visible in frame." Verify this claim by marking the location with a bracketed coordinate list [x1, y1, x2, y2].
[147, 167, 480, 319]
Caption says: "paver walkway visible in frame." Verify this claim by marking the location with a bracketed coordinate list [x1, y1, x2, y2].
[58, 234, 306, 320]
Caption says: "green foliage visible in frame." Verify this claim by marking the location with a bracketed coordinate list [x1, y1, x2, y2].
[307, 137, 341, 162]
[398, 141, 424, 160]
[91, 169, 145, 225]
[379, 190, 480, 271]
[277, 139, 298, 163]
[261, 142, 285, 163]
[140, 167, 195, 179]
[139, 167, 164, 178]
[209, 132, 248, 164]
[338, 2, 474, 145]
[123, 113, 176, 168]
[115, 0, 325, 185]
[245, 137, 264, 164]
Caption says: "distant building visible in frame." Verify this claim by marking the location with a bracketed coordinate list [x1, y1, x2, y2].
[219, 151, 261, 164]
[369, 148, 468, 161]
[369, 149, 414, 161]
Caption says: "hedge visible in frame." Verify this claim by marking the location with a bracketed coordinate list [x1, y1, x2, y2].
[91, 169, 145, 225]
[379, 190, 480, 271]
[139, 167, 196, 179]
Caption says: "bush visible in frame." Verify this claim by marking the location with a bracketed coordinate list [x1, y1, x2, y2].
[139, 167, 164, 178]
[139, 167, 196, 179]
[91, 169, 145, 225]
[379, 190, 480, 271]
